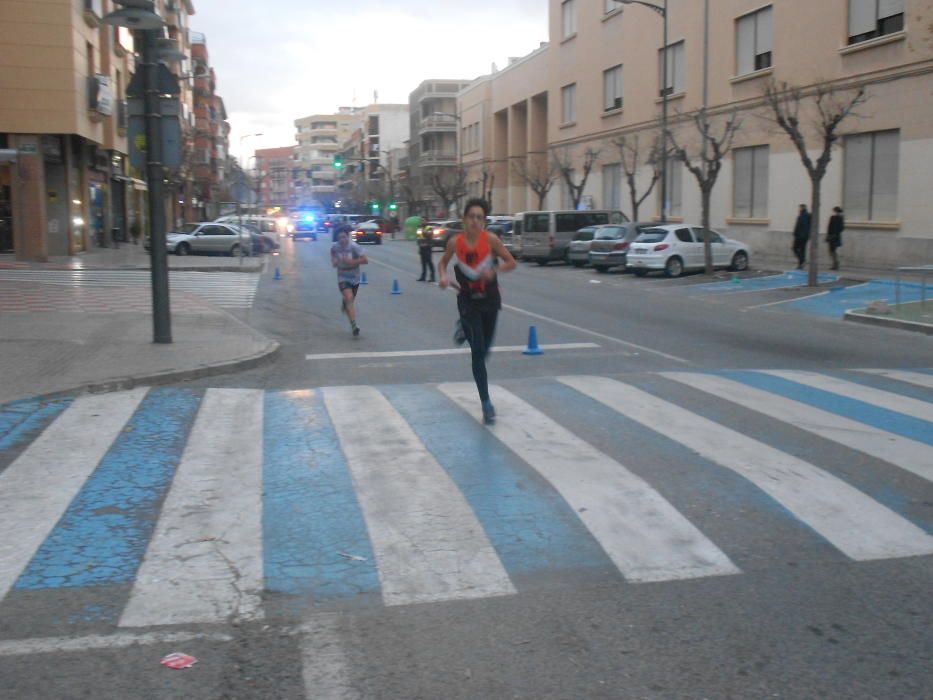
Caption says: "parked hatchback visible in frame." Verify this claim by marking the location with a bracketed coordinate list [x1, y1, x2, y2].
[567, 226, 599, 267]
[626, 224, 750, 277]
[162, 222, 252, 256]
[588, 222, 654, 272]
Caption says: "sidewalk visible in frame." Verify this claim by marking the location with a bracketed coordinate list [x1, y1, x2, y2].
[0, 246, 278, 406]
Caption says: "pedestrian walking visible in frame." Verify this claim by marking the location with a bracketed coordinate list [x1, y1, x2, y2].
[331, 229, 368, 337]
[827, 206, 844, 271]
[792, 203, 811, 269]
[416, 216, 435, 282]
[438, 197, 517, 425]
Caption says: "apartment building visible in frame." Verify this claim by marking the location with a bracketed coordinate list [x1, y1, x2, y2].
[190, 31, 230, 221]
[255, 146, 295, 210]
[460, 0, 932, 268]
[408, 79, 472, 217]
[293, 108, 362, 209]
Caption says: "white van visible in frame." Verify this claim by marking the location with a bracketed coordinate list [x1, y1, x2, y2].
[519, 210, 628, 265]
[215, 214, 293, 237]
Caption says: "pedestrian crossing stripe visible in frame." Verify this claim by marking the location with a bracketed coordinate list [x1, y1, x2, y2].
[0, 370, 930, 627]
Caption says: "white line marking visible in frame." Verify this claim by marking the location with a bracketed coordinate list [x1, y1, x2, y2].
[323, 386, 515, 606]
[306, 342, 599, 361]
[857, 369, 933, 391]
[0, 630, 234, 657]
[0, 389, 148, 602]
[565, 375, 933, 561]
[664, 372, 933, 484]
[742, 290, 830, 309]
[300, 615, 360, 700]
[439, 382, 739, 583]
[120, 389, 265, 627]
[366, 257, 689, 364]
[761, 370, 933, 423]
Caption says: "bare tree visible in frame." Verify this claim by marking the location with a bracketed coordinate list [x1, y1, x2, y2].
[555, 147, 601, 210]
[667, 108, 742, 274]
[512, 156, 560, 209]
[613, 133, 664, 221]
[481, 167, 495, 207]
[427, 166, 467, 217]
[763, 79, 868, 285]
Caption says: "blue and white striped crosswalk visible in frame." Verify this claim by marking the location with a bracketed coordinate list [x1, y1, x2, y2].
[0, 369, 930, 629]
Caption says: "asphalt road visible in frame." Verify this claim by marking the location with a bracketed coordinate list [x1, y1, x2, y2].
[1, 237, 931, 699]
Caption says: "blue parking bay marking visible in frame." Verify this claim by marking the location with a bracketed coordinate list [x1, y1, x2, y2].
[263, 390, 379, 599]
[0, 397, 72, 455]
[14, 388, 200, 590]
[691, 269, 838, 293]
[785, 280, 926, 317]
[721, 371, 933, 447]
[382, 385, 615, 583]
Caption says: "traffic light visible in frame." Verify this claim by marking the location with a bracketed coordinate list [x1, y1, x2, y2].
[388, 202, 397, 211]
[333, 155, 343, 170]
[370, 201, 379, 211]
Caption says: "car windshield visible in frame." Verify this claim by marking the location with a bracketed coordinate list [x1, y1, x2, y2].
[173, 223, 200, 235]
[635, 228, 669, 243]
[594, 227, 624, 240]
[573, 227, 597, 241]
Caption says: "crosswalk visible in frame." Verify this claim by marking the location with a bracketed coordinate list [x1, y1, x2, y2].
[0, 269, 261, 309]
[0, 368, 930, 630]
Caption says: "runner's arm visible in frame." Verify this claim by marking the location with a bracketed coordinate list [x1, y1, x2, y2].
[437, 237, 457, 289]
[488, 235, 516, 274]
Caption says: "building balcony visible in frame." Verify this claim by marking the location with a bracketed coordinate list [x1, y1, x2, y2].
[418, 86, 461, 102]
[420, 150, 457, 167]
[418, 115, 457, 136]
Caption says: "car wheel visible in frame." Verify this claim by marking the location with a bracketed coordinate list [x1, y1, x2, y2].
[664, 256, 684, 278]
[376, 237, 383, 245]
[594, 265, 608, 273]
[176, 242, 190, 256]
[730, 251, 749, 272]
[229, 243, 241, 257]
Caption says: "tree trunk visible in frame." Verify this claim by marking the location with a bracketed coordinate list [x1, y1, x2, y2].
[701, 185, 713, 275]
[629, 185, 639, 222]
[808, 177, 821, 287]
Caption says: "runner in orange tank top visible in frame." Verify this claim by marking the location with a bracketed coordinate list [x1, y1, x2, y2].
[438, 198, 517, 424]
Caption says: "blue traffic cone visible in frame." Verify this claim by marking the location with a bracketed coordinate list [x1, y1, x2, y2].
[274, 266, 282, 280]
[523, 325, 543, 355]
[391, 278, 401, 295]
[360, 271, 368, 285]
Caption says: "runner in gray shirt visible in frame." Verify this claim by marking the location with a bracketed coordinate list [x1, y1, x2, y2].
[331, 230, 368, 336]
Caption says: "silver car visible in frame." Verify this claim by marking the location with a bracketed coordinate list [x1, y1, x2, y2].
[588, 222, 654, 272]
[567, 226, 599, 267]
[165, 222, 252, 256]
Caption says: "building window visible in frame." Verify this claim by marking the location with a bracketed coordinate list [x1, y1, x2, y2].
[733, 146, 769, 218]
[848, 0, 904, 45]
[659, 40, 685, 97]
[663, 162, 682, 217]
[602, 163, 622, 210]
[562, 0, 577, 38]
[603, 64, 623, 112]
[843, 130, 899, 221]
[561, 83, 577, 123]
[736, 5, 773, 74]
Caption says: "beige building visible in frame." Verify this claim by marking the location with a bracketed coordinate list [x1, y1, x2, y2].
[460, 0, 932, 268]
[293, 108, 362, 208]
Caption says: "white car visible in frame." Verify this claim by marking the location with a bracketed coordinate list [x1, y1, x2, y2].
[626, 224, 750, 277]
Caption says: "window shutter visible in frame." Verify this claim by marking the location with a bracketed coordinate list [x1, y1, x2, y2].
[733, 148, 753, 217]
[848, 0, 875, 38]
[752, 146, 769, 218]
[871, 130, 899, 220]
[877, 0, 904, 20]
[843, 133, 872, 220]
[756, 6, 773, 54]
[736, 14, 755, 75]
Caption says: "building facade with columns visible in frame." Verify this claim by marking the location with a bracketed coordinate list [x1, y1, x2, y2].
[459, 0, 932, 268]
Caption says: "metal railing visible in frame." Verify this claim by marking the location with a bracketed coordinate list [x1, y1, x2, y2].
[894, 265, 932, 310]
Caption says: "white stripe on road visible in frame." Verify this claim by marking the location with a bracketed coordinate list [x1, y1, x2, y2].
[664, 372, 933, 484]
[563, 375, 933, 561]
[322, 386, 515, 606]
[300, 615, 360, 700]
[0, 389, 148, 602]
[306, 343, 599, 361]
[761, 370, 933, 423]
[856, 368, 933, 391]
[439, 382, 739, 583]
[0, 630, 234, 657]
[119, 389, 265, 627]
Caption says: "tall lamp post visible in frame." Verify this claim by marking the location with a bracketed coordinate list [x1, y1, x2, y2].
[103, 0, 172, 343]
[614, 0, 668, 223]
[431, 111, 464, 212]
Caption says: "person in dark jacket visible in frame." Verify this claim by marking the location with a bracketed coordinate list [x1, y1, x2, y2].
[792, 204, 811, 269]
[416, 216, 435, 282]
[826, 206, 844, 270]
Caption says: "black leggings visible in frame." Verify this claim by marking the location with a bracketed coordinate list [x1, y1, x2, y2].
[459, 300, 498, 403]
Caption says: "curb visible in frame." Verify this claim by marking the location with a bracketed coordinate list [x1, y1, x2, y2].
[843, 310, 933, 335]
[4, 341, 281, 406]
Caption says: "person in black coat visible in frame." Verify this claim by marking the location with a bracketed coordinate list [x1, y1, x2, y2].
[826, 206, 844, 270]
[792, 204, 811, 269]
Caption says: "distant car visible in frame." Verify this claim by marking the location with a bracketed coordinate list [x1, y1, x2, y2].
[352, 221, 384, 245]
[159, 222, 252, 256]
[292, 213, 318, 240]
[626, 224, 750, 277]
[587, 222, 654, 272]
[426, 220, 463, 249]
[567, 226, 599, 267]
[231, 223, 279, 254]
[328, 214, 372, 242]
[487, 216, 521, 256]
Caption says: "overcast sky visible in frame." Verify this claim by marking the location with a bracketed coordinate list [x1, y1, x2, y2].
[189, 1, 549, 159]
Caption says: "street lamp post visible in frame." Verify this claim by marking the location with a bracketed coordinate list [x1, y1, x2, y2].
[614, 0, 668, 223]
[103, 0, 172, 343]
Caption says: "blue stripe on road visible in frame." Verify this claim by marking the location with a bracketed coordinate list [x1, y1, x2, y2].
[0, 397, 72, 454]
[785, 280, 927, 317]
[382, 384, 615, 581]
[691, 269, 839, 293]
[14, 388, 200, 592]
[263, 390, 379, 600]
[721, 371, 933, 446]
